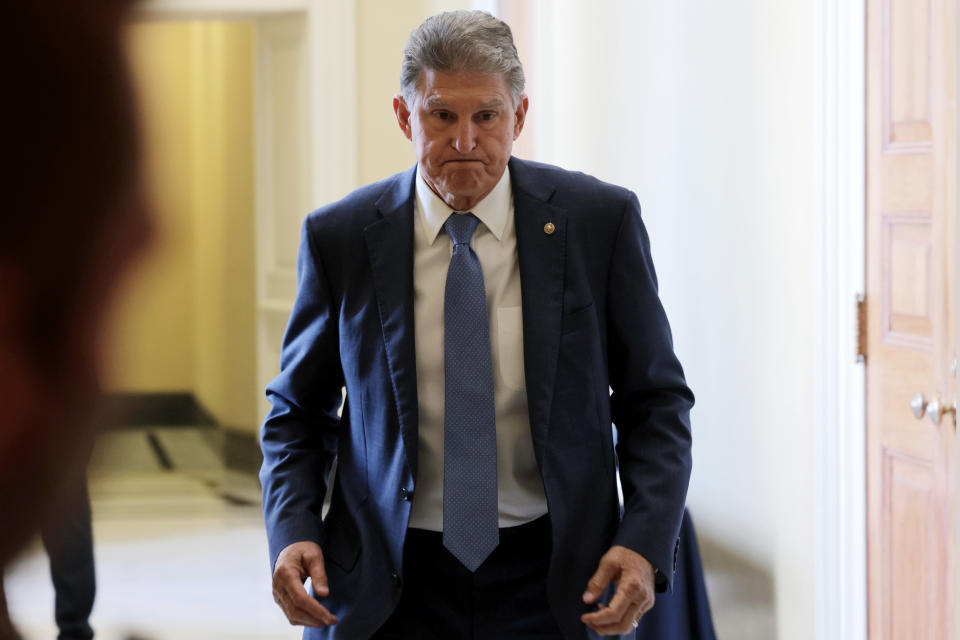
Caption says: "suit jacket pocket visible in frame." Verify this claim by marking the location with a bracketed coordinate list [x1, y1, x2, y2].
[322, 495, 361, 573]
[497, 306, 526, 390]
[561, 301, 595, 335]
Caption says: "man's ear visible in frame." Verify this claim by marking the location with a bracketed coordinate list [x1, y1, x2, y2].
[513, 95, 529, 140]
[393, 95, 413, 141]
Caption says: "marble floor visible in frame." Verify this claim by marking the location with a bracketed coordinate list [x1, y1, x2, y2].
[5, 428, 297, 640]
[4, 428, 774, 640]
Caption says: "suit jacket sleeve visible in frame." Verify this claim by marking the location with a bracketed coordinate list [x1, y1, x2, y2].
[259, 217, 344, 571]
[607, 193, 694, 590]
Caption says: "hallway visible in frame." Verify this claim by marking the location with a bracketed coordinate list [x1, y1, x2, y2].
[4, 429, 296, 640]
[5, 428, 772, 640]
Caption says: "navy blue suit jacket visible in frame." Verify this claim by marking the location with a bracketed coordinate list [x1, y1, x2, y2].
[260, 157, 694, 639]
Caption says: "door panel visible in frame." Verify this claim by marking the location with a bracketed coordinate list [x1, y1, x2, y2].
[867, 0, 956, 637]
[254, 15, 311, 423]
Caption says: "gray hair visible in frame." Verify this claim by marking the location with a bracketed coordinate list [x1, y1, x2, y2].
[400, 10, 525, 106]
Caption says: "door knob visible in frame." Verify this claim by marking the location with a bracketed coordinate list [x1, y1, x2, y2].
[925, 396, 957, 426]
[911, 392, 927, 419]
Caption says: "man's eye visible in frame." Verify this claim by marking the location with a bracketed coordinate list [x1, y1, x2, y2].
[434, 111, 451, 120]
[479, 112, 496, 121]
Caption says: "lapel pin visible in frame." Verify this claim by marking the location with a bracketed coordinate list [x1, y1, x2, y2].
[543, 222, 555, 235]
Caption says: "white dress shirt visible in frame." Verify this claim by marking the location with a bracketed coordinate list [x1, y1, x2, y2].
[408, 166, 549, 531]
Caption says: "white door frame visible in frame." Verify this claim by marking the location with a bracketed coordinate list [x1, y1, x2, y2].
[136, 0, 358, 422]
[811, 0, 867, 639]
[138, 0, 358, 208]
[955, 1, 960, 635]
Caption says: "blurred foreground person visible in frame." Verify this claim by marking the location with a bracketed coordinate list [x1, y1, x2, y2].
[0, 0, 149, 637]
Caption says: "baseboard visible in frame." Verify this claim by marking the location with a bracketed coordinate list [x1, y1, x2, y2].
[222, 428, 262, 475]
[100, 392, 217, 428]
[98, 393, 261, 476]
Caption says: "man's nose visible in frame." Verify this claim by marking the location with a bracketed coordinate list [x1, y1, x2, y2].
[452, 120, 477, 153]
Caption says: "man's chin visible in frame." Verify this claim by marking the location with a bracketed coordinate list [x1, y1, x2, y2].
[434, 180, 478, 199]
[441, 167, 482, 182]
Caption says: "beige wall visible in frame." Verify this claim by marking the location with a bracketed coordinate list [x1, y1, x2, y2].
[111, 21, 257, 434]
[112, 23, 198, 391]
[356, 0, 464, 186]
[513, 1, 816, 638]
[190, 22, 258, 434]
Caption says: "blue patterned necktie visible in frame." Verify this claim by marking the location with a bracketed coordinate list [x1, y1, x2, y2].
[442, 212, 499, 572]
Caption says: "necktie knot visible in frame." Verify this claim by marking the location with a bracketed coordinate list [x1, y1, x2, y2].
[444, 212, 481, 247]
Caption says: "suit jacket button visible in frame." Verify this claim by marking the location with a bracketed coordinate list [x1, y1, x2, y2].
[391, 572, 401, 589]
[400, 488, 412, 501]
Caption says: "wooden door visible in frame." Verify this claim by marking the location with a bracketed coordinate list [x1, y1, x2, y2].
[866, 0, 957, 638]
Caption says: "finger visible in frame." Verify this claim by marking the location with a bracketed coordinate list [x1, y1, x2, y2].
[274, 563, 307, 593]
[285, 599, 336, 627]
[581, 598, 628, 627]
[274, 587, 325, 627]
[581, 576, 636, 626]
[272, 553, 338, 626]
[582, 604, 618, 635]
[306, 550, 330, 597]
[281, 577, 339, 626]
[590, 599, 645, 636]
[285, 609, 325, 627]
[595, 588, 655, 635]
[638, 588, 655, 616]
[280, 591, 338, 627]
[274, 562, 335, 618]
[582, 554, 619, 604]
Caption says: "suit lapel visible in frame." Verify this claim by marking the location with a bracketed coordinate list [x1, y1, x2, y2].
[361, 160, 566, 480]
[364, 166, 420, 480]
[509, 158, 567, 461]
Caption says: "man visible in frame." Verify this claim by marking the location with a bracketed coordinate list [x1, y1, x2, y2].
[261, 10, 693, 640]
[0, 0, 150, 637]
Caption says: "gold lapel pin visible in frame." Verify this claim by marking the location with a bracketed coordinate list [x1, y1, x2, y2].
[544, 222, 555, 235]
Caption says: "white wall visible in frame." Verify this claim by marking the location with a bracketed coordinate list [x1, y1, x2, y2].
[355, 0, 468, 185]
[516, 2, 816, 638]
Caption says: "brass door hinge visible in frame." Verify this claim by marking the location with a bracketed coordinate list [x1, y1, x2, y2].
[856, 294, 867, 364]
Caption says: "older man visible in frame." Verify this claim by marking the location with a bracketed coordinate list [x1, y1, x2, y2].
[261, 10, 693, 640]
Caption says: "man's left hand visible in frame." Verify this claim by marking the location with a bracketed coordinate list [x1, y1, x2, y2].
[581, 545, 656, 635]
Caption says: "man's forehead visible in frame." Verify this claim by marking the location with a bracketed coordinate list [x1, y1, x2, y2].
[415, 69, 513, 106]
[424, 95, 506, 109]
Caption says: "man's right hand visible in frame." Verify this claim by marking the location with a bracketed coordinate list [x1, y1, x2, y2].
[272, 541, 339, 627]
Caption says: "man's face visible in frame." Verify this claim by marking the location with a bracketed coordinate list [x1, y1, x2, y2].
[394, 69, 528, 211]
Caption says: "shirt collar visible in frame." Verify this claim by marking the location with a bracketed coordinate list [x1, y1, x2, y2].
[415, 165, 511, 245]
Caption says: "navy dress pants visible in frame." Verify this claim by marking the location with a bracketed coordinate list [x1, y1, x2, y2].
[40, 478, 96, 640]
[373, 514, 563, 640]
